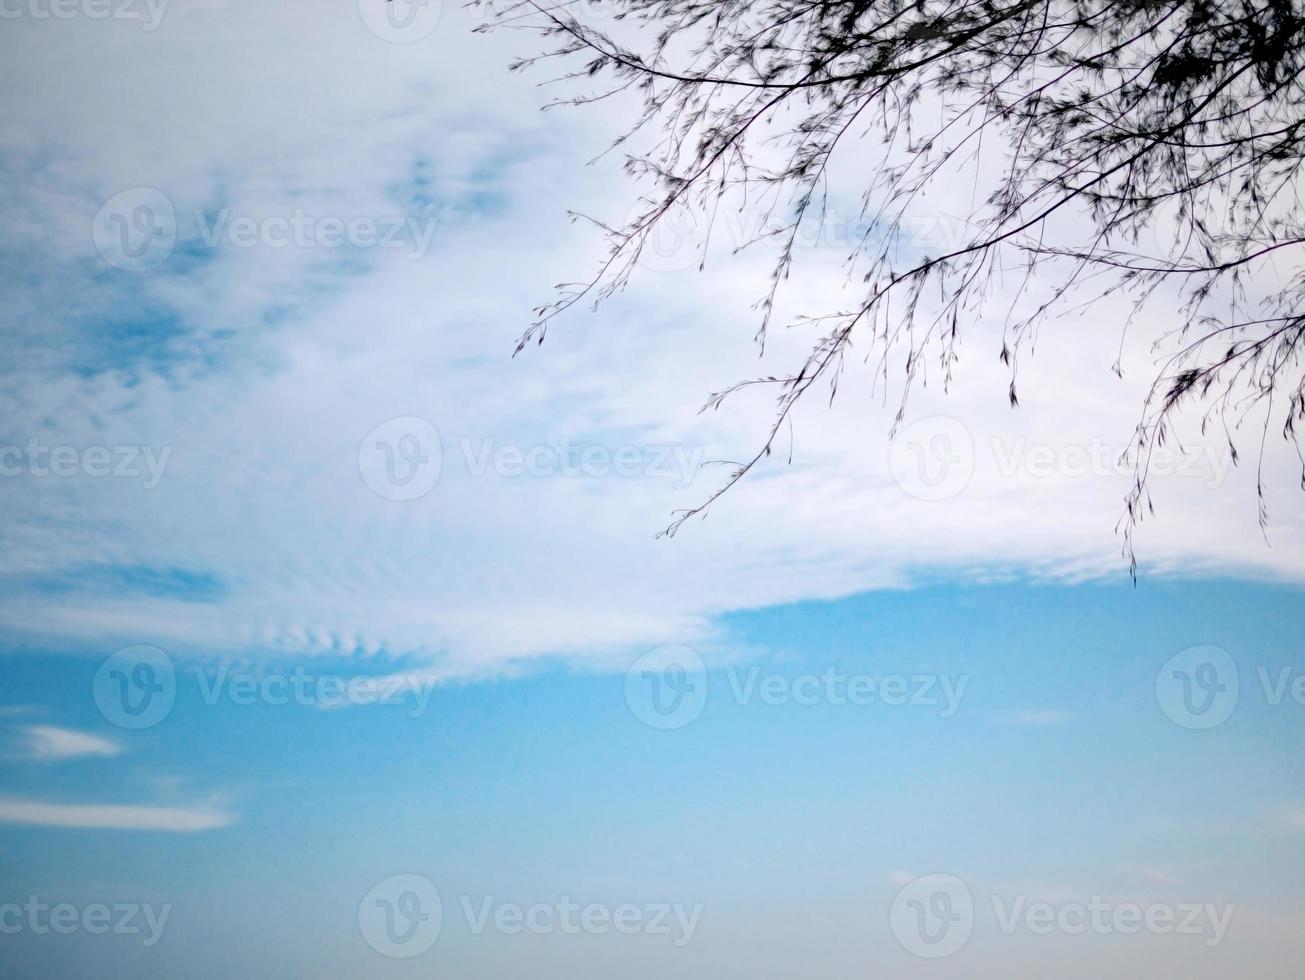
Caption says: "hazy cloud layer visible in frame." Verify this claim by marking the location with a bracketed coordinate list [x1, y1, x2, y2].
[2, 0, 1302, 675]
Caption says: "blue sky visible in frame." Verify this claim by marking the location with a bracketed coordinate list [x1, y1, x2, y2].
[2, 1, 1304, 977]
[2, 580, 1304, 977]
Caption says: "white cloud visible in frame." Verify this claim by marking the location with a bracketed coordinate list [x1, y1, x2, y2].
[0, 797, 234, 832]
[1, 0, 1302, 678]
[19, 724, 122, 761]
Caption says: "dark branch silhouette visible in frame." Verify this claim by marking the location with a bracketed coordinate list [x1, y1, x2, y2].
[476, 0, 1305, 573]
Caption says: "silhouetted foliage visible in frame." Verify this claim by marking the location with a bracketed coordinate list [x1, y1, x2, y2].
[477, 0, 1305, 571]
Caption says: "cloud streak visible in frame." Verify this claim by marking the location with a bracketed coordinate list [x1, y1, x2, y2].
[19, 724, 122, 761]
[0, 797, 234, 832]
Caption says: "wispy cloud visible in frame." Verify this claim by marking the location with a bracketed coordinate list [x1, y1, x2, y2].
[19, 724, 123, 761]
[0, 797, 234, 832]
[0, 0, 1301, 680]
